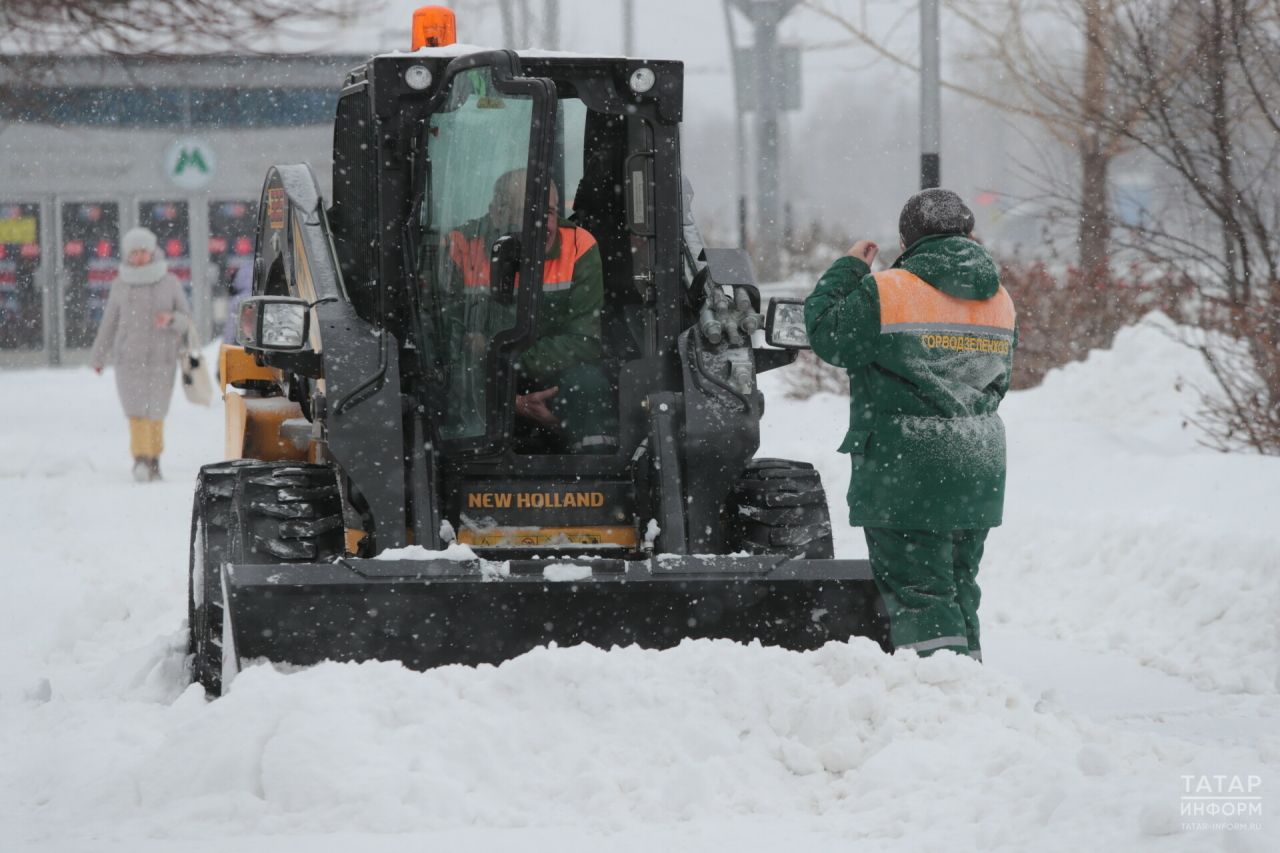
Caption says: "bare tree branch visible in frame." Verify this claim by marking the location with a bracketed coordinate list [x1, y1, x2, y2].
[0, 0, 366, 59]
[801, 0, 1069, 127]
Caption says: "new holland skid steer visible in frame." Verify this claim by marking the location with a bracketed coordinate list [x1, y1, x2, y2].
[189, 6, 887, 695]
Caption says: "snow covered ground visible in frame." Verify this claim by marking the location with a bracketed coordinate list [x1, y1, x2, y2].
[2, 315, 1277, 852]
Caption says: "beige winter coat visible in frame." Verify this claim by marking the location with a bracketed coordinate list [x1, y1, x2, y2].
[89, 262, 193, 420]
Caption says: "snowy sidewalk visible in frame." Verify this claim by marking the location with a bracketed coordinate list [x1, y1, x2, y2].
[2, 319, 1277, 852]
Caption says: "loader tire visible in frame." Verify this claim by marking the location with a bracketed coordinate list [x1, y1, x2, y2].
[188, 461, 343, 697]
[232, 463, 345, 564]
[727, 458, 835, 559]
[188, 460, 256, 698]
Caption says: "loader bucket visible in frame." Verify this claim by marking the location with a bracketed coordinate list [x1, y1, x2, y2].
[223, 555, 889, 670]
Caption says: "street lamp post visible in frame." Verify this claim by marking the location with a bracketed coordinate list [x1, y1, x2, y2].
[727, 0, 799, 282]
[920, 0, 941, 189]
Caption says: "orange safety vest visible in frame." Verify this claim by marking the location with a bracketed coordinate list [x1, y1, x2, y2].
[873, 268, 1016, 343]
[448, 224, 597, 293]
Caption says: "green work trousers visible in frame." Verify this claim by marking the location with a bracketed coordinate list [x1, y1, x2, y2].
[864, 527, 988, 659]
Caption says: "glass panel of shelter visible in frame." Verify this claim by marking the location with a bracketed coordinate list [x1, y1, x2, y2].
[207, 200, 257, 343]
[0, 197, 261, 364]
[138, 200, 192, 304]
[0, 202, 44, 352]
[59, 201, 120, 351]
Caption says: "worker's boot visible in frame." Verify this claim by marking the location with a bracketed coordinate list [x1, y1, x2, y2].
[132, 457, 150, 483]
[148, 457, 163, 482]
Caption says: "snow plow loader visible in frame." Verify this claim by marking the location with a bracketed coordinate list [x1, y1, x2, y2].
[188, 7, 888, 696]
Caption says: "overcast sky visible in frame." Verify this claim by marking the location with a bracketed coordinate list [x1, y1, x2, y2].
[322, 1, 1031, 244]
[325, 1, 923, 122]
[4, 1, 1064, 249]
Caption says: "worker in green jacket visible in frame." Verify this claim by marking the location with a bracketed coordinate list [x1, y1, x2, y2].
[444, 169, 615, 452]
[804, 189, 1016, 660]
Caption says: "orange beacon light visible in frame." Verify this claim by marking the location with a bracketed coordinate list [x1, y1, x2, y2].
[412, 6, 458, 50]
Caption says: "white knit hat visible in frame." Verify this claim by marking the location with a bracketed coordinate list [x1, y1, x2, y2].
[117, 226, 169, 284]
[121, 227, 160, 257]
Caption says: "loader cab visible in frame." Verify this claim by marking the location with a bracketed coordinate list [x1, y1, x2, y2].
[324, 42, 697, 551]
[400, 51, 686, 454]
[332, 53, 684, 401]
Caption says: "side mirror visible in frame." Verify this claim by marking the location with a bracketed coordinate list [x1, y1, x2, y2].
[489, 234, 522, 305]
[237, 296, 310, 352]
[764, 298, 810, 349]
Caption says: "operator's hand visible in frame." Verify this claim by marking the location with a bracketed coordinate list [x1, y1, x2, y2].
[515, 386, 560, 428]
[154, 311, 174, 329]
[93, 366, 103, 376]
[846, 240, 879, 265]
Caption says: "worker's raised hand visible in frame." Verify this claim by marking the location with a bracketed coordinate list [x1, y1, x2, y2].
[515, 386, 560, 428]
[846, 240, 879, 265]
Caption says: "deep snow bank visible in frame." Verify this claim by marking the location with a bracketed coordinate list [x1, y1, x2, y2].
[991, 315, 1280, 693]
[7, 639, 1267, 851]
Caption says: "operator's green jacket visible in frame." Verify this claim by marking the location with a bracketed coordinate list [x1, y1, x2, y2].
[447, 217, 604, 388]
[804, 235, 1017, 530]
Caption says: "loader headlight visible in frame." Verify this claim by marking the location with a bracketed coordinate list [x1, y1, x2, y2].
[629, 67, 656, 94]
[764, 297, 811, 349]
[262, 303, 307, 348]
[404, 64, 433, 91]
[238, 296, 311, 352]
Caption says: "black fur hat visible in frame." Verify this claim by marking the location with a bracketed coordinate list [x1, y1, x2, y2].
[898, 188, 975, 249]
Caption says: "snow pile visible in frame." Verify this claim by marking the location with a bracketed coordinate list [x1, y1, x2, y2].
[993, 315, 1280, 693]
[2, 317, 1278, 851]
[543, 563, 593, 581]
[6, 640, 1265, 850]
[373, 543, 479, 562]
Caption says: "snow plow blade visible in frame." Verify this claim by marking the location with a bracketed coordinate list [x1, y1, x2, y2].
[223, 555, 889, 670]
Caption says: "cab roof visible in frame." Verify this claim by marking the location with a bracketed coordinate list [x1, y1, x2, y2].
[375, 44, 640, 62]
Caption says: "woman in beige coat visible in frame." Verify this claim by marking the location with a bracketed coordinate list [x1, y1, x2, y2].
[90, 227, 194, 482]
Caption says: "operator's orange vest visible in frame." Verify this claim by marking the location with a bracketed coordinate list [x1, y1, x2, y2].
[448, 225, 596, 293]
